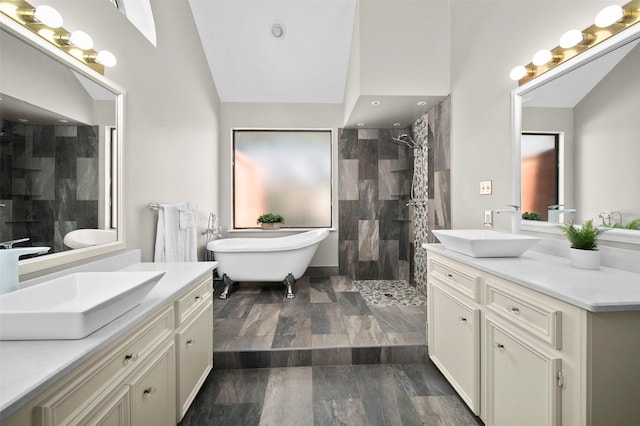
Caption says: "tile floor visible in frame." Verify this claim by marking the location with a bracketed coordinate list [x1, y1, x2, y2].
[179, 274, 484, 425]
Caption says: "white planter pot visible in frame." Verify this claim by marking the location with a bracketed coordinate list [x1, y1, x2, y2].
[569, 248, 600, 270]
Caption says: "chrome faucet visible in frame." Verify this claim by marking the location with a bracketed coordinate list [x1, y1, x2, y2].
[488, 205, 521, 232]
[0, 238, 50, 295]
[548, 204, 576, 224]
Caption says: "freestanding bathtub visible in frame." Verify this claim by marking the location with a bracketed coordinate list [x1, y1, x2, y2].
[206, 228, 330, 299]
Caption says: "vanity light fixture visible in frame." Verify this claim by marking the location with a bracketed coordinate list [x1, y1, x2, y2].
[510, 0, 640, 85]
[17, 4, 63, 28]
[57, 30, 94, 50]
[558, 29, 595, 48]
[86, 50, 117, 67]
[0, 0, 117, 74]
[509, 65, 532, 81]
[531, 49, 552, 65]
[595, 5, 624, 27]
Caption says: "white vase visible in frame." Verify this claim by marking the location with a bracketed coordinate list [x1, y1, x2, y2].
[569, 248, 600, 270]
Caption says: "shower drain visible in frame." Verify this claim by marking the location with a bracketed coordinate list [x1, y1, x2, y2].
[384, 293, 394, 298]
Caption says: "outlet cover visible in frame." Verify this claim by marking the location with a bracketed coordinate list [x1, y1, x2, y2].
[480, 180, 492, 195]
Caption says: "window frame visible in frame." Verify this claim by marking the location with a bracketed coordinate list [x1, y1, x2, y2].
[231, 128, 333, 230]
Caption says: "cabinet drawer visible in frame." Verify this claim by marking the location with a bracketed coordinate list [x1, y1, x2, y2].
[175, 275, 213, 326]
[429, 257, 480, 301]
[485, 279, 562, 349]
[176, 301, 213, 420]
[35, 307, 174, 426]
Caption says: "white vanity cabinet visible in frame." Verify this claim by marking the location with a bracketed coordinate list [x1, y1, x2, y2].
[428, 257, 481, 414]
[31, 306, 176, 426]
[1, 268, 215, 426]
[427, 250, 640, 426]
[174, 275, 213, 421]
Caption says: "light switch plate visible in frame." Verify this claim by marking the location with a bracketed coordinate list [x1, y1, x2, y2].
[480, 180, 492, 195]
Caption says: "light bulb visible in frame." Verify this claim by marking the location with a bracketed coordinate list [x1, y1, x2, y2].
[509, 66, 528, 81]
[96, 50, 117, 67]
[34, 5, 63, 28]
[559, 29, 583, 48]
[595, 5, 623, 28]
[69, 31, 93, 50]
[532, 49, 552, 66]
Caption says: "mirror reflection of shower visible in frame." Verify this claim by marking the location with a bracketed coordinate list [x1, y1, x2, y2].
[390, 133, 422, 150]
[388, 134, 426, 208]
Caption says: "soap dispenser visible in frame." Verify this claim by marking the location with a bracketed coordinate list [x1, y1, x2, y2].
[0, 239, 50, 295]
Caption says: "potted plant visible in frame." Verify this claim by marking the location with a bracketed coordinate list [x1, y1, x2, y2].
[257, 213, 285, 230]
[558, 220, 605, 270]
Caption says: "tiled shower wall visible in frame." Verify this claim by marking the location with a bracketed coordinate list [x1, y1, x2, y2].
[0, 119, 99, 252]
[338, 128, 415, 283]
[412, 96, 452, 295]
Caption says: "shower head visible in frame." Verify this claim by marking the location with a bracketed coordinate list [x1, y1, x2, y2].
[390, 134, 421, 149]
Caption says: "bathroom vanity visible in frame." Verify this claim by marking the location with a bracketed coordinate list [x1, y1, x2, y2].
[424, 244, 640, 426]
[0, 262, 216, 426]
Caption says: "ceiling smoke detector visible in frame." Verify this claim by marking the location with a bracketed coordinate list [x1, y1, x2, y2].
[270, 22, 286, 39]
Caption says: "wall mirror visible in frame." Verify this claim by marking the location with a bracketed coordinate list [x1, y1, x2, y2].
[512, 23, 640, 245]
[0, 15, 125, 275]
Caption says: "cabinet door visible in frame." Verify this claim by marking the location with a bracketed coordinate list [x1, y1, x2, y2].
[129, 343, 175, 426]
[176, 301, 213, 420]
[80, 386, 130, 426]
[484, 317, 561, 426]
[429, 282, 480, 414]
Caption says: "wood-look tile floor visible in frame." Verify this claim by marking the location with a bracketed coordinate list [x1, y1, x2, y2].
[178, 363, 483, 425]
[179, 275, 484, 425]
[213, 275, 427, 352]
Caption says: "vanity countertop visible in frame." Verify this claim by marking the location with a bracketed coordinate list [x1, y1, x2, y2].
[424, 244, 640, 312]
[0, 261, 217, 421]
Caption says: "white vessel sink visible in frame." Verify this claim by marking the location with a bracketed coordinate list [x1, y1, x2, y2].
[432, 229, 540, 258]
[0, 271, 165, 340]
[63, 229, 117, 249]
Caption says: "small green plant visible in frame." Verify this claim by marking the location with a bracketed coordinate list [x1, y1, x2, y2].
[257, 213, 285, 224]
[558, 220, 605, 250]
[607, 218, 640, 231]
[522, 211, 544, 221]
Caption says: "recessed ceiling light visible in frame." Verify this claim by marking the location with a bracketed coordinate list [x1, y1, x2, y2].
[357, 122, 365, 127]
[371, 100, 381, 106]
[271, 22, 286, 39]
[18, 118, 29, 123]
[417, 101, 427, 106]
[393, 122, 401, 127]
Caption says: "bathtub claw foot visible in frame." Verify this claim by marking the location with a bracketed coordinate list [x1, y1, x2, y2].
[219, 274, 234, 299]
[284, 273, 296, 299]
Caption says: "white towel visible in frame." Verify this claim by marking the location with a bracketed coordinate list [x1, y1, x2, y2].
[154, 202, 198, 262]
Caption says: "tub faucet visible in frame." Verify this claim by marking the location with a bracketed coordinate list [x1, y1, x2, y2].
[0, 238, 50, 295]
[548, 204, 576, 224]
[598, 211, 622, 226]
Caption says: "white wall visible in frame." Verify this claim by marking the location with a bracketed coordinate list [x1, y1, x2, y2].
[358, 0, 449, 96]
[219, 102, 343, 267]
[40, 0, 221, 262]
[450, 0, 613, 231]
[574, 44, 640, 223]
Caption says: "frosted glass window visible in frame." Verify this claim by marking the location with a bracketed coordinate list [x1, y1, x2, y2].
[233, 130, 332, 228]
[521, 133, 559, 220]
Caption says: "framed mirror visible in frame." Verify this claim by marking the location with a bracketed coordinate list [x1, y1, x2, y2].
[512, 23, 640, 245]
[0, 14, 125, 275]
